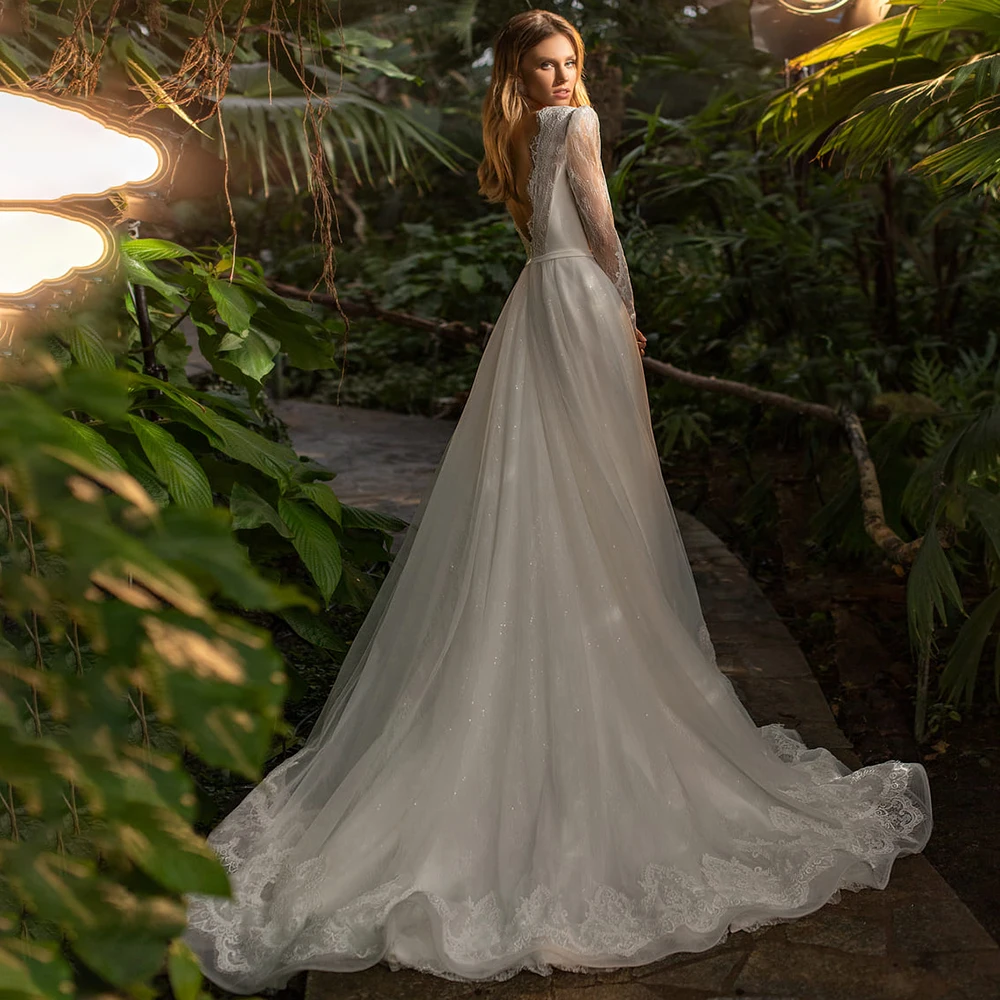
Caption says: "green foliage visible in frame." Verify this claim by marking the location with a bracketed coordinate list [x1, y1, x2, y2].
[618, 66, 1000, 715]
[116, 237, 339, 404]
[57, 238, 408, 625]
[651, 404, 711, 460]
[2, 2, 463, 197]
[274, 215, 525, 414]
[0, 353, 295, 1000]
[0, 229, 415, 1000]
[760, 0, 1000, 196]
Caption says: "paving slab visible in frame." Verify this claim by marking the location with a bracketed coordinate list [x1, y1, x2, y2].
[209, 380, 999, 1000]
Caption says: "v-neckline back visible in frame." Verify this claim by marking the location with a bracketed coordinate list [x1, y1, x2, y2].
[519, 104, 572, 251]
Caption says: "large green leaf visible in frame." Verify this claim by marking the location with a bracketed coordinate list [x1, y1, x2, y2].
[144, 505, 304, 612]
[124, 239, 195, 262]
[129, 374, 304, 486]
[229, 481, 291, 537]
[295, 481, 343, 526]
[279, 605, 347, 652]
[127, 415, 214, 508]
[121, 446, 172, 508]
[122, 252, 181, 301]
[0, 938, 75, 1000]
[207, 276, 257, 334]
[907, 513, 965, 650]
[219, 326, 281, 383]
[167, 939, 204, 1000]
[251, 310, 339, 371]
[340, 503, 409, 533]
[145, 611, 286, 778]
[57, 416, 128, 472]
[73, 922, 175, 989]
[278, 498, 343, 603]
[66, 324, 116, 372]
[117, 807, 231, 896]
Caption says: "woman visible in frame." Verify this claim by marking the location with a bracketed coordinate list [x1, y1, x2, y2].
[183, 9, 931, 991]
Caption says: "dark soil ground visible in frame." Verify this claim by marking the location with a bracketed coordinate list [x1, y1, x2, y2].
[661, 442, 1000, 946]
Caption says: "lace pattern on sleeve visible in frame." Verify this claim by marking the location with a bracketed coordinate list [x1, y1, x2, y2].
[564, 105, 636, 331]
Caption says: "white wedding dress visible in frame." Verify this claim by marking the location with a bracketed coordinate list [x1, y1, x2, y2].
[182, 104, 932, 992]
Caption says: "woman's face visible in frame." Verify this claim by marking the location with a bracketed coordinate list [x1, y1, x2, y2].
[518, 33, 579, 109]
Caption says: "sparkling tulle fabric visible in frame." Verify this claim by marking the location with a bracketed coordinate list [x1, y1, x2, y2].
[182, 104, 932, 993]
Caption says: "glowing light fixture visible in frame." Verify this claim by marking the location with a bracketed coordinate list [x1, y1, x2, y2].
[0, 210, 113, 297]
[776, 0, 854, 12]
[0, 91, 163, 201]
[0, 88, 166, 307]
[749, 0, 890, 62]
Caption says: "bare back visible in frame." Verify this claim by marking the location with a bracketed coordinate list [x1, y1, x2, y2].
[504, 111, 542, 244]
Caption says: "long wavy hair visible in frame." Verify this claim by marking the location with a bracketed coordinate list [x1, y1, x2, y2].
[477, 10, 591, 206]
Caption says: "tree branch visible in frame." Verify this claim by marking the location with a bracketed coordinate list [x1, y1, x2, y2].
[267, 280, 493, 345]
[267, 278, 925, 565]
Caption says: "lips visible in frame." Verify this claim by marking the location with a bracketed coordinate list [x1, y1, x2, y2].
[553, 89, 570, 98]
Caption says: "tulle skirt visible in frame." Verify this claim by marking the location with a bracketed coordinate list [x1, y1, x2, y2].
[182, 251, 932, 992]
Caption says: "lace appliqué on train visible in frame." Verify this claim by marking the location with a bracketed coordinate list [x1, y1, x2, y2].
[183, 724, 928, 989]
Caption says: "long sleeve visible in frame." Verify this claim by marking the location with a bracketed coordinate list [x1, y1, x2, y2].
[564, 105, 636, 332]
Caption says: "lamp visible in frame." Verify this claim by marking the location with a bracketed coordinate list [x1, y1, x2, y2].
[0, 89, 166, 312]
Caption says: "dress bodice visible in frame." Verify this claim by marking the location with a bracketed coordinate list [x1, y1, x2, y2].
[513, 104, 637, 332]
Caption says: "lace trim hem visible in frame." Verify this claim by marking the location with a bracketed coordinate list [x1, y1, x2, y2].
[183, 724, 929, 991]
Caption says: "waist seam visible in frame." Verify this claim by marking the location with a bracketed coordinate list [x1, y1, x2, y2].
[526, 248, 595, 265]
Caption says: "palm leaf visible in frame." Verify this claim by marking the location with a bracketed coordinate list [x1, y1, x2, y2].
[761, 0, 1000, 194]
[938, 586, 1000, 706]
[916, 125, 1000, 192]
[761, 54, 943, 158]
[907, 508, 965, 652]
[790, 0, 1000, 70]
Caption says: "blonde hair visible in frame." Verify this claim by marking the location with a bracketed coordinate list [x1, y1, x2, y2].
[477, 10, 591, 205]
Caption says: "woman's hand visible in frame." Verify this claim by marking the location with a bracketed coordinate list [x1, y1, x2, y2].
[634, 327, 646, 356]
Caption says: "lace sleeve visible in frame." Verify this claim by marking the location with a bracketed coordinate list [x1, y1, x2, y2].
[564, 105, 636, 332]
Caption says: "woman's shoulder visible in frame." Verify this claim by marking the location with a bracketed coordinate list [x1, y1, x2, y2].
[539, 104, 597, 141]
[536, 103, 593, 124]
[531, 104, 592, 144]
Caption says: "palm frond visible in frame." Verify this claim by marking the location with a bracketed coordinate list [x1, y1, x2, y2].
[760, 54, 942, 159]
[446, 0, 479, 56]
[907, 507, 965, 652]
[938, 586, 1000, 706]
[915, 125, 1000, 194]
[790, 0, 1000, 71]
[760, 0, 1000, 194]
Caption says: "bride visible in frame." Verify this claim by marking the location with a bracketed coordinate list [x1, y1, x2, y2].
[183, 8, 932, 992]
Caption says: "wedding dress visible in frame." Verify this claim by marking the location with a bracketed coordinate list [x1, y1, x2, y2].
[182, 104, 932, 992]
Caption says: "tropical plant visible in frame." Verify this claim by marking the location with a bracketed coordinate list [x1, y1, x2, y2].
[0, 344, 299, 1000]
[758, 0, 1000, 196]
[0, 0, 466, 290]
[608, 79, 1000, 736]
[269, 212, 526, 414]
[746, 0, 1000, 729]
[67, 234, 407, 623]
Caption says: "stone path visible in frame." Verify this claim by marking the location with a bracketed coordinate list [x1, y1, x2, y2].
[263, 399, 999, 1000]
